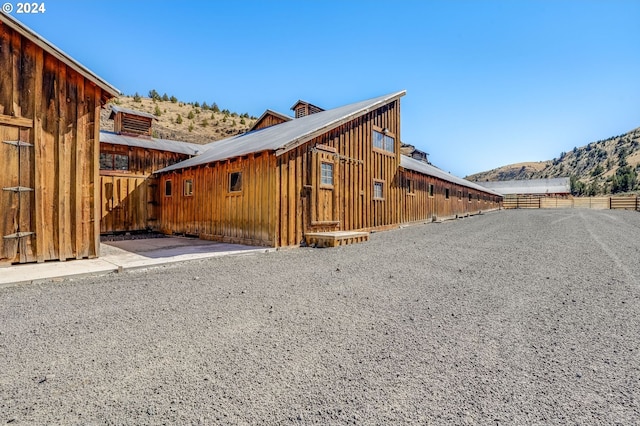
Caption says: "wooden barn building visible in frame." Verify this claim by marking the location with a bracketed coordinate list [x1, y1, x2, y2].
[156, 91, 502, 247]
[99, 106, 202, 234]
[0, 12, 118, 265]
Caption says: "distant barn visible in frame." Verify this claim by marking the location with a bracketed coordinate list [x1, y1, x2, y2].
[478, 178, 571, 196]
[0, 12, 118, 264]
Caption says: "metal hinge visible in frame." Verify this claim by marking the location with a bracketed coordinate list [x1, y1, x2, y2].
[3, 140, 33, 147]
[2, 186, 34, 192]
[3, 232, 35, 239]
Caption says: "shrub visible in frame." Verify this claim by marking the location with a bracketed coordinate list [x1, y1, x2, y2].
[133, 92, 141, 102]
[187, 110, 195, 120]
[176, 114, 183, 124]
[170, 95, 177, 103]
[154, 105, 162, 116]
[188, 124, 194, 132]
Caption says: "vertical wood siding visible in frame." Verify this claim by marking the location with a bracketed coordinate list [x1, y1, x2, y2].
[158, 151, 277, 246]
[99, 144, 190, 234]
[398, 169, 502, 223]
[0, 23, 109, 264]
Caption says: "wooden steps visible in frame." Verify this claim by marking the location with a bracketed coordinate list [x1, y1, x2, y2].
[304, 231, 369, 248]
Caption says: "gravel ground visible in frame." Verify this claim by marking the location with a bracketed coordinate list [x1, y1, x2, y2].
[1, 209, 639, 425]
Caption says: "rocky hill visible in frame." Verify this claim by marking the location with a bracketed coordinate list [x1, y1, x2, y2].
[100, 92, 258, 145]
[466, 127, 640, 195]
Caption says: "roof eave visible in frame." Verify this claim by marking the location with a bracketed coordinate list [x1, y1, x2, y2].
[1, 11, 120, 99]
[275, 91, 406, 157]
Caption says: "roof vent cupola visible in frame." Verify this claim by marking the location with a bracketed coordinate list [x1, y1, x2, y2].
[290, 100, 325, 119]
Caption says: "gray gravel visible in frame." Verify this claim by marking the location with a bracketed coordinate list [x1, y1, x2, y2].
[1, 209, 639, 425]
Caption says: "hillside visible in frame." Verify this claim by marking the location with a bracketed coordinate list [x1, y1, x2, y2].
[466, 127, 640, 195]
[100, 92, 258, 145]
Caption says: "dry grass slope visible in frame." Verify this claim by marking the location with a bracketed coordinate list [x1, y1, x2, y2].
[100, 95, 257, 145]
[466, 126, 640, 194]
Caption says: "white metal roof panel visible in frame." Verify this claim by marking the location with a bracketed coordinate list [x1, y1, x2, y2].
[477, 178, 571, 195]
[400, 156, 503, 196]
[155, 91, 406, 173]
[100, 131, 205, 156]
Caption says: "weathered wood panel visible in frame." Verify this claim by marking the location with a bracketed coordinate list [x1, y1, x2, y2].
[99, 144, 191, 234]
[0, 19, 113, 264]
[398, 168, 501, 223]
[158, 151, 276, 246]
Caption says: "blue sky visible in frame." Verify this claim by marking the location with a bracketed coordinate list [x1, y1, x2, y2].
[10, 0, 640, 177]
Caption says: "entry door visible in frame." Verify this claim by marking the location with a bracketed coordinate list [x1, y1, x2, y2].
[312, 150, 338, 226]
[0, 125, 36, 264]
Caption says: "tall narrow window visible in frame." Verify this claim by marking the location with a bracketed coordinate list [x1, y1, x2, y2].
[320, 162, 334, 186]
[184, 179, 193, 196]
[445, 188, 450, 199]
[373, 181, 384, 199]
[229, 172, 242, 192]
[428, 184, 434, 197]
[406, 179, 414, 194]
[165, 180, 172, 196]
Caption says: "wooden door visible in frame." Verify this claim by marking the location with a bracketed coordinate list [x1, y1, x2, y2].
[310, 150, 339, 228]
[0, 125, 36, 264]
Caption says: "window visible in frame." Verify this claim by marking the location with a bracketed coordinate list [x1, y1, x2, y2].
[445, 188, 450, 199]
[458, 190, 462, 200]
[428, 184, 434, 197]
[184, 179, 193, 196]
[373, 180, 384, 199]
[373, 130, 395, 153]
[99, 152, 129, 171]
[320, 162, 333, 186]
[406, 179, 414, 194]
[468, 193, 472, 202]
[165, 180, 172, 197]
[229, 172, 242, 192]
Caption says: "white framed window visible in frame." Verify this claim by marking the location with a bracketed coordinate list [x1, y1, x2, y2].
[373, 180, 384, 199]
[320, 162, 333, 186]
[372, 130, 395, 153]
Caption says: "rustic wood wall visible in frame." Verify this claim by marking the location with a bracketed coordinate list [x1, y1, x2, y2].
[275, 100, 402, 246]
[252, 114, 289, 131]
[99, 143, 191, 234]
[398, 169, 501, 223]
[158, 151, 277, 246]
[0, 22, 111, 264]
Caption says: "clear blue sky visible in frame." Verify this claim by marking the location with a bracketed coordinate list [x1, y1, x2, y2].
[10, 0, 640, 177]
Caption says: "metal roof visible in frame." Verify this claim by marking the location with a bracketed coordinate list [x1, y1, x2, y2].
[477, 177, 571, 195]
[249, 109, 292, 131]
[1, 11, 119, 98]
[156, 91, 406, 173]
[109, 105, 158, 121]
[400, 156, 503, 196]
[100, 131, 205, 156]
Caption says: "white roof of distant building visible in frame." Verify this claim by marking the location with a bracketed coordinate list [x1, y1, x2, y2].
[477, 178, 571, 195]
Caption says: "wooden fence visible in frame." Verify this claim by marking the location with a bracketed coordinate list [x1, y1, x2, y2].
[503, 196, 639, 211]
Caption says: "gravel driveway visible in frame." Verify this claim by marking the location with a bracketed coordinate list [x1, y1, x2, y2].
[1, 209, 639, 424]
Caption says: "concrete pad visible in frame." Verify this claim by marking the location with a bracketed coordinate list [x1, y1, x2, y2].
[0, 236, 275, 287]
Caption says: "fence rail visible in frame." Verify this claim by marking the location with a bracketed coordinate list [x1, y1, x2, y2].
[503, 196, 639, 211]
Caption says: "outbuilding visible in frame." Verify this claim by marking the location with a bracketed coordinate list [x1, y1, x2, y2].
[0, 12, 119, 264]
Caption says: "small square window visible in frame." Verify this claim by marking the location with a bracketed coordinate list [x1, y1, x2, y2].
[320, 162, 333, 186]
[229, 172, 242, 192]
[184, 179, 193, 196]
[165, 180, 172, 197]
